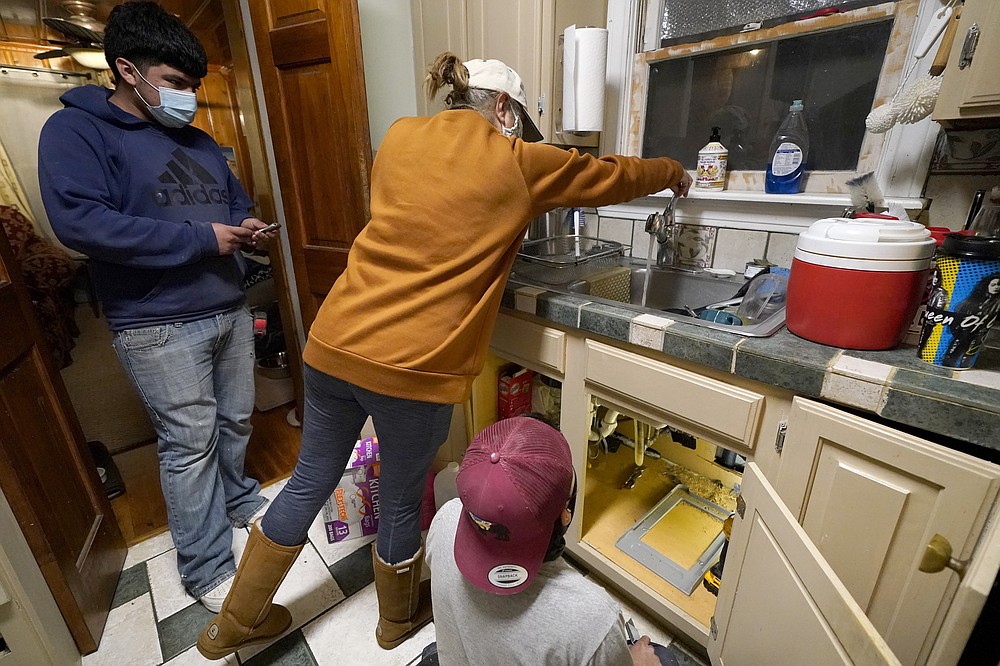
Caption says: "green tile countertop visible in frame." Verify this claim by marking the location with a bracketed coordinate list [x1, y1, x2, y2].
[503, 279, 1000, 458]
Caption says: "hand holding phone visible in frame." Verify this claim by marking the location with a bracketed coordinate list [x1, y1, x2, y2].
[257, 222, 281, 234]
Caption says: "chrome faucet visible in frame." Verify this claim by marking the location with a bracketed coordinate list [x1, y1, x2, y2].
[644, 196, 678, 266]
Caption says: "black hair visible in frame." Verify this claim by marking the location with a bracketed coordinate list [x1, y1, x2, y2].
[955, 272, 1000, 315]
[103, 1, 208, 83]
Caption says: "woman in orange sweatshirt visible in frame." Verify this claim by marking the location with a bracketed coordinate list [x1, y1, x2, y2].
[198, 52, 691, 660]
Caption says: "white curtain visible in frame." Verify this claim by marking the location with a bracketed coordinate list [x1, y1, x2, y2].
[0, 68, 87, 254]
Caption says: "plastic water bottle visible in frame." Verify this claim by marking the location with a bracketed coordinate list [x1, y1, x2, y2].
[765, 100, 809, 194]
[433, 462, 460, 510]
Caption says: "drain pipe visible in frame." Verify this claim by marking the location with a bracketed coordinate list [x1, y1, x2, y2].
[588, 398, 621, 442]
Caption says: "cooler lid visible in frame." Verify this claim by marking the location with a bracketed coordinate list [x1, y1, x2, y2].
[796, 217, 935, 261]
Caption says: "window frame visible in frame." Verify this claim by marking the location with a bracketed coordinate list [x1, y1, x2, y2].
[601, 0, 942, 221]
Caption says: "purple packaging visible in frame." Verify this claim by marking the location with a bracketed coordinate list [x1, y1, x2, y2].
[322, 437, 381, 543]
[348, 436, 379, 467]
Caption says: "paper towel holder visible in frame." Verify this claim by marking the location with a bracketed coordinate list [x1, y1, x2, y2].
[557, 26, 607, 143]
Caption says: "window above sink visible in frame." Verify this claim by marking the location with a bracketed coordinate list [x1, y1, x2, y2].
[602, 0, 945, 206]
[641, 19, 894, 174]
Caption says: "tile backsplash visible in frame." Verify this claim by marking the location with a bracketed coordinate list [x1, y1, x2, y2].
[596, 215, 799, 272]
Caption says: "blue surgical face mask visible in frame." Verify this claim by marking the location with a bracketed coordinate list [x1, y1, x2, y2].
[128, 63, 198, 128]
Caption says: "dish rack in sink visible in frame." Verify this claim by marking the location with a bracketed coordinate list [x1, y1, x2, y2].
[515, 236, 631, 303]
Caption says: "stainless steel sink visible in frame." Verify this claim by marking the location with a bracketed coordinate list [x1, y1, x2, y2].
[511, 258, 786, 337]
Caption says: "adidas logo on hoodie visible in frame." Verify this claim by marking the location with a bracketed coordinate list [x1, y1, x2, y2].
[152, 148, 231, 207]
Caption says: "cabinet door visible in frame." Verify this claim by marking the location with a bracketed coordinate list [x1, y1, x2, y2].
[926, 505, 1000, 666]
[410, 0, 468, 117]
[774, 398, 1000, 666]
[467, 0, 547, 140]
[709, 463, 900, 666]
[932, 0, 1000, 125]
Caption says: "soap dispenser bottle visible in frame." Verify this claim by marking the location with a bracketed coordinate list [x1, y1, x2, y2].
[696, 126, 728, 191]
[765, 100, 809, 194]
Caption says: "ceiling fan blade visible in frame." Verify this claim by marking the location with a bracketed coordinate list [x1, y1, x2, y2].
[43, 17, 104, 46]
[34, 49, 71, 60]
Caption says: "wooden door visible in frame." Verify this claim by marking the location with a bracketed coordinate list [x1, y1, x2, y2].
[247, 0, 373, 329]
[709, 463, 900, 665]
[0, 228, 126, 654]
[774, 397, 1000, 666]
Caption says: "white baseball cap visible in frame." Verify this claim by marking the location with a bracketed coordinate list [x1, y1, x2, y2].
[464, 59, 543, 142]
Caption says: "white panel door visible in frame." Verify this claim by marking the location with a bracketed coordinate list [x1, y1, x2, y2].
[410, 0, 468, 116]
[466, 0, 546, 139]
[774, 398, 1000, 666]
[709, 463, 900, 666]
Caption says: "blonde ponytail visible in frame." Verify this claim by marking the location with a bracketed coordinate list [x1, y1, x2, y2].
[425, 52, 469, 102]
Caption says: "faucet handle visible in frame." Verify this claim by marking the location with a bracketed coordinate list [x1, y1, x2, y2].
[662, 195, 677, 222]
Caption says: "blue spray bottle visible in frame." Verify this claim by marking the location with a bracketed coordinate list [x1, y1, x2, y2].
[765, 100, 809, 194]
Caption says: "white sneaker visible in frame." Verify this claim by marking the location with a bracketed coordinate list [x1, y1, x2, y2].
[199, 576, 233, 613]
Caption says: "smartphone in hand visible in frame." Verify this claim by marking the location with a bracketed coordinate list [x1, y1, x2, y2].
[257, 222, 281, 233]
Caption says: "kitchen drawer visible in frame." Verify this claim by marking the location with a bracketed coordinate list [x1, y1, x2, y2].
[490, 313, 566, 375]
[585, 340, 763, 451]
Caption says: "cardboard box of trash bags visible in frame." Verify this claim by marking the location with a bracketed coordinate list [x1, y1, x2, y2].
[321, 436, 380, 543]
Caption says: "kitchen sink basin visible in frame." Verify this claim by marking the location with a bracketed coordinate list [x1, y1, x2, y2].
[511, 258, 786, 337]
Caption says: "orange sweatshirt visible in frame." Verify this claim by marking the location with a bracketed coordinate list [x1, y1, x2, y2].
[302, 110, 685, 404]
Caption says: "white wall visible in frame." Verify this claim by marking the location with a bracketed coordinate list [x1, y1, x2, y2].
[0, 69, 83, 254]
[358, 0, 418, 152]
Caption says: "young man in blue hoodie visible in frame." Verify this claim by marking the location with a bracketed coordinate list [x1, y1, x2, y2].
[38, 1, 277, 612]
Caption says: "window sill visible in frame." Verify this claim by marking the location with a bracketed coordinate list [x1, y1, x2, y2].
[598, 189, 927, 234]
[664, 188, 923, 210]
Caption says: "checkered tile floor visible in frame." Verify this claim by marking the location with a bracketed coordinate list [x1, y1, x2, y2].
[84, 478, 696, 665]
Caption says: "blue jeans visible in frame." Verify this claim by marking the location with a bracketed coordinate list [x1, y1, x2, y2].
[262, 365, 453, 564]
[113, 307, 266, 597]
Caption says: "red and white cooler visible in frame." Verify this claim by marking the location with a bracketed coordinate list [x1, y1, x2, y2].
[786, 217, 935, 350]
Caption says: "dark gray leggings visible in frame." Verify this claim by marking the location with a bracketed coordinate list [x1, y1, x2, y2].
[260, 365, 453, 564]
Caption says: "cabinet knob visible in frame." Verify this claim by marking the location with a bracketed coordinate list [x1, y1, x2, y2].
[919, 533, 968, 578]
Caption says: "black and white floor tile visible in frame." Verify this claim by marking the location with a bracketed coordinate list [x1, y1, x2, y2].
[84, 478, 696, 665]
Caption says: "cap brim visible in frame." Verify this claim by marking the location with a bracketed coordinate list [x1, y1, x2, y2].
[514, 101, 544, 143]
[454, 504, 551, 595]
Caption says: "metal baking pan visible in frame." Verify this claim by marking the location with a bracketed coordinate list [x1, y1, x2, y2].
[517, 235, 624, 267]
[616, 484, 731, 595]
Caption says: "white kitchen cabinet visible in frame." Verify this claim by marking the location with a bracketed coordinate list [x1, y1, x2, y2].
[409, 0, 607, 144]
[585, 339, 765, 454]
[481, 313, 1000, 663]
[932, 0, 1000, 127]
[490, 311, 566, 375]
[709, 462, 900, 665]
[410, 0, 468, 118]
[775, 397, 1000, 666]
[466, 0, 546, 140]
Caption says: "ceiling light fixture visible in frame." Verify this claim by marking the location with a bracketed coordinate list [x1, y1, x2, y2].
[67, 48, 109, 70]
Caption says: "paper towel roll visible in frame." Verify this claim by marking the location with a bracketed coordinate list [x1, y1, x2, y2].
[562, 25, 608, 133]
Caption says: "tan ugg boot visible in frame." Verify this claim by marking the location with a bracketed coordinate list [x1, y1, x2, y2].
[373, 546, 433, 650]
[197, 521, 303, 660]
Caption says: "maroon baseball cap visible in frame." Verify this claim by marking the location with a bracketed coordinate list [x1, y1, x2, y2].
[454, 417, 574, 594]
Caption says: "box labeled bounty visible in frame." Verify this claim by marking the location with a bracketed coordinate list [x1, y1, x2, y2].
[321, 436, 380, 543]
